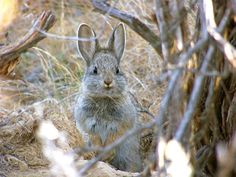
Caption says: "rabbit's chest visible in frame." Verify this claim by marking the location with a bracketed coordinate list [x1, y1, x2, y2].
[89, 120, 132, 146]
[78, 97, 137, 145]
[83, 105, 133, 145]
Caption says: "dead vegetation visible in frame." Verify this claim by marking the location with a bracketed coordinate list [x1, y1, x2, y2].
[1, 0, 236, 177]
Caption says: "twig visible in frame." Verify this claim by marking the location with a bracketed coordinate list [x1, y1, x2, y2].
[167, 65, 225, 77]
[91, 0, 162, 55]
[154, 4, 213, 167]
[154, 35, 208, 174]
[170, 0, 183, 51]
[155, 0, 170, 61]
[209, 28, 236, 67]
[175, 45, 215, 141]
[202, 0, 216, 28]
[35, 30, 98, 42]
[174, 0, 230, 141]
[36, 1, 120, 43]
[207, 12, 236, 68]
[156, 37, 208, 134]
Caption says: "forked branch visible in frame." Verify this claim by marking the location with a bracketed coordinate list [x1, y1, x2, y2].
[91, 0, 162, 55]
[0, 10, 56, 75]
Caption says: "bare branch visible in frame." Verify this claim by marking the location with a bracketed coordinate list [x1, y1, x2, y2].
[175, 45, 215, 141]
[169, 0, 183, 51]
[91, 0, 162, 55]
[202, 0, 216, 28]
[156, 37, 208, 134]
[206, 9, 236, 68]
[0, 10, 56, 75]
[208, 28, 236, 67]
[155, 36, 208, 172]
[174, 0, 230, 142]
[155, 0, 170, 61]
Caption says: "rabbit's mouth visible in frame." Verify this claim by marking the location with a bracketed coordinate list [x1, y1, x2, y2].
[83, 81, 126, 98]
[104, 85, 113, 90]
[102, 88, 117, 95]
[87, 89, 124, 98]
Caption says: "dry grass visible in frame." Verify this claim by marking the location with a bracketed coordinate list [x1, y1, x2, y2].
[6, 0, 165, 118]
[0, 0, 166, 176]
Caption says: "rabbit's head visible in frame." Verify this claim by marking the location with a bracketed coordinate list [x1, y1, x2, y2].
[77, 23, 127, 98]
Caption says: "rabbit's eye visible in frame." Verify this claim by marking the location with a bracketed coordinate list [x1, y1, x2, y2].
[116, 68, 120, 74]
[93, 66, 98, 74]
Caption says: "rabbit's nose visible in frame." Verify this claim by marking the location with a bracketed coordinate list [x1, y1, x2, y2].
[104, 79, 113, 88]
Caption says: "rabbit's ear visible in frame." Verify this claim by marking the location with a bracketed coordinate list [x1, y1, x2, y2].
[108, 23, 125, 62]
[77, 24, 98, 65]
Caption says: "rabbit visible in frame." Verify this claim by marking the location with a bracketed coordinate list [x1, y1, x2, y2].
[73, 23, 142, 172]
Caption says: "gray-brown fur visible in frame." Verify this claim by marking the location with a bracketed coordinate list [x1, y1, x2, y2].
[74, 23, 142, 172]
